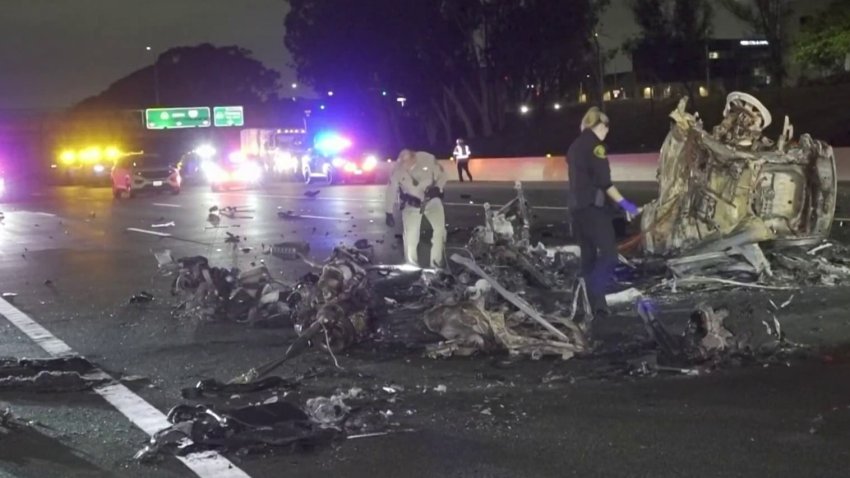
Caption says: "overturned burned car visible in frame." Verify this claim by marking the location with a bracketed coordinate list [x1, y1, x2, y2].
[641, 92, 837, 256]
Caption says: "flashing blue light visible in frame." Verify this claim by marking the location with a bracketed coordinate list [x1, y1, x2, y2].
[382, 91, 387, 96]
[314, 132, 352, 156]
[320, 104, 326, 110]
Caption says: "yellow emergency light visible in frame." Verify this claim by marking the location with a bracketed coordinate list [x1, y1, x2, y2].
[60, 150, 77, 165]
[105, 146, 121, 160]
[79, 147, 103, 164]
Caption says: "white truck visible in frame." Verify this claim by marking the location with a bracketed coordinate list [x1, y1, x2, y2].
[240, 127, 308, 180]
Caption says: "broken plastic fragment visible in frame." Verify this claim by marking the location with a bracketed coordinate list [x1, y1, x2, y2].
[129, 291, 154, 304]
[605, 288, 643, 306]
[154, 250, 174, 268]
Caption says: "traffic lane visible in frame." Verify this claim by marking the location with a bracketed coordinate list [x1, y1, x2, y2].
[0, 389, 188, 478]
[0, 181, 572, 477]
[238, 358, 850, 478]
[1, 181, 848, 477]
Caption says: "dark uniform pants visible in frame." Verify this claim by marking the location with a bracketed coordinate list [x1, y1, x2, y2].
[571, 206, 617, 313]
[457, 160, 472, 182]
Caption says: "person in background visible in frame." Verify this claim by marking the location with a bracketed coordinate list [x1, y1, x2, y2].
[567, 107, 639, 317]
[385, 149, 448, 268]
[452, 138, 473, 182]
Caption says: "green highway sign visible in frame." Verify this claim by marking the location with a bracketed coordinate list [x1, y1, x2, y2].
[213, 106, 245, 127]
[145, 107, 211, 130]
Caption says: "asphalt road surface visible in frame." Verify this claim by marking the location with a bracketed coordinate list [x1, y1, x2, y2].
[2, 180, 850, 478]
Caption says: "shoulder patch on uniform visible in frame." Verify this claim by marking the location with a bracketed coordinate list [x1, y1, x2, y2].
[593, 145, 607, 159]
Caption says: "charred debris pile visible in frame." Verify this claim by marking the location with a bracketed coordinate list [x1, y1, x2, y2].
[134, 92, 850, 462]
[155, 95, 848, 369]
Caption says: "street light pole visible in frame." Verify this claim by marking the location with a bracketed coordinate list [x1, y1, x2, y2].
[705, 41, 711, 96]
[594, 32, 605, 109]
[146, 46, 160, 105]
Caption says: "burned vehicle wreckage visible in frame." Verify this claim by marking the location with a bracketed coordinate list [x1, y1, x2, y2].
[640, 93, 837, 276]
[159, 92, 844, 369]
[137, 92, 849, 461]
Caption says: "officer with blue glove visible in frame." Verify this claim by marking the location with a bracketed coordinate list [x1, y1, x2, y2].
[567, 107, 639, 316]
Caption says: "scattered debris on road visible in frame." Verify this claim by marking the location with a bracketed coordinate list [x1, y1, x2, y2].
[128, 291, 154, 304]
[224, 232, 241, 244]
[181, 376, 302, 399]
[137, 384, 403, 462]
[134, 401, 336, 461]
[0, 357, 106, 392]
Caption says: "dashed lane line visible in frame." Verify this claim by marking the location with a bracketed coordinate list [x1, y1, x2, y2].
[0, 298, 252, 478]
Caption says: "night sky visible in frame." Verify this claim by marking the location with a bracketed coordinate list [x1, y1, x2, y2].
[1, 0, 293, 111]
[2, 0, 751, 112]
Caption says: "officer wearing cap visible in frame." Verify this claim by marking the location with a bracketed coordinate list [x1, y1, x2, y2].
[452, 138, 473, 182]
[567, 107, 639, 316]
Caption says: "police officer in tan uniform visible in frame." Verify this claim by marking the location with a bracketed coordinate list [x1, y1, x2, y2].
[385, 149, 448, 268]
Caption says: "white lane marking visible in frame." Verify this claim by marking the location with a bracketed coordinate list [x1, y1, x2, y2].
[0, 298, 252, 478]
[127, 227, 172, 237]
[256, 193, 383, 203]
[152, 203, 182, 208]
[253, 193, 572, 212]
[293, 214, 351, 221]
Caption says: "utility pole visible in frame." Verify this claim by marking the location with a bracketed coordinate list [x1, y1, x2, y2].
[705, 41, 710, 96]
[594, 31, 605, 109]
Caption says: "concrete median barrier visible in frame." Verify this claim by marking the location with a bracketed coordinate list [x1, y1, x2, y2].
[431, 146, 850, 183]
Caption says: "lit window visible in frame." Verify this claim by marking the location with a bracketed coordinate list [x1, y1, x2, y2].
[643, 87, 652, 99]
[709, 51, 720, 60]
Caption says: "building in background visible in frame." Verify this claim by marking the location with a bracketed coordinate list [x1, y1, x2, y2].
[592, 0, 834, 102]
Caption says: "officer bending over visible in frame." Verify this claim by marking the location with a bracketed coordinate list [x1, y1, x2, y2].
[385, 149, 448, 268]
